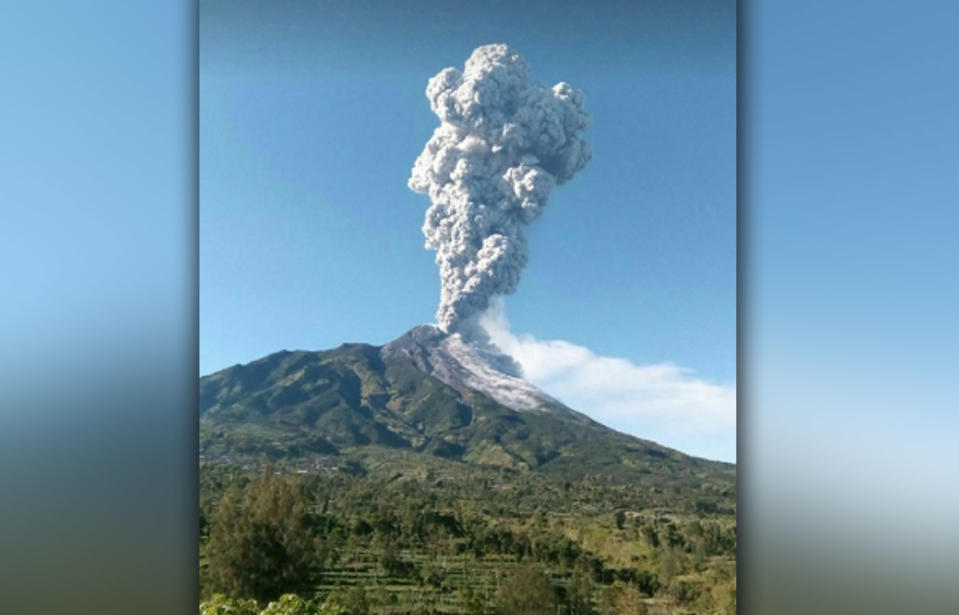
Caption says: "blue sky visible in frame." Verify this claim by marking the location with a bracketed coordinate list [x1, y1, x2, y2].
[200, 0, 736, 460]
[6, 2, 958, 608]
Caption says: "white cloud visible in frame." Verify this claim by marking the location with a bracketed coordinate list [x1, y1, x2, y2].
[479, 303, 736, 462]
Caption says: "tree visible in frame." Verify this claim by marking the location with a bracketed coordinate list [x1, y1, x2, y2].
[199, 594, 259, 615]
[375, 532, 405, 576]
[462, 584, 487, 615]
[565, 568, 595, 615]
[598, 584, 647, 615]
[322, 586, 370, 615]
[658, 547, 681, 589]
[640, 525, 659, 549]
[206, 469, 323, 603]
[494, 566, 558, 615]
[261, 594, 318, 615]
[614, 510, 627, 530]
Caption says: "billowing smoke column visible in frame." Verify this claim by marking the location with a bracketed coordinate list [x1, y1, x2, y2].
[409, 44, 591, 333]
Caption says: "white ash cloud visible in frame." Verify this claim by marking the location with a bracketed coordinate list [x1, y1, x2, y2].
[479, 302, 737, 462]
[409, 44, 591, 333]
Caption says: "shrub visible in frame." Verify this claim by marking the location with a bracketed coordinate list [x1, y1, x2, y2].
[322, 586, 370, 615]
[261, 594, 318, 615]
[494, 566, 558, 615]
[199, 593, 259, 615]
[598, 584, 648, 615]
[206, 469, 324, 603]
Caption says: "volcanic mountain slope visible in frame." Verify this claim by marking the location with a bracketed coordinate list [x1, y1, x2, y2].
[200, 326, 734, 485]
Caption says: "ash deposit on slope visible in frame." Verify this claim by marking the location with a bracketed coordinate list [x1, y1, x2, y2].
[381, 325, 582, 417]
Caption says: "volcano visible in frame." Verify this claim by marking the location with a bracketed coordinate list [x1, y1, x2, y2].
[380, 325, 581, 417]
[200, 326, 733, 485]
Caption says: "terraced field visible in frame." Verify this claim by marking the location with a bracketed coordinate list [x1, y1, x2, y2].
[199, 452, 735, 615]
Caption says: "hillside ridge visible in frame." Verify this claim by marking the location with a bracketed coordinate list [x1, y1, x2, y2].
[200, 326, 734, 485]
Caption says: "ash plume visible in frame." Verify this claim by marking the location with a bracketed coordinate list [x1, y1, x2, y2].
[409, 44, 591, 333]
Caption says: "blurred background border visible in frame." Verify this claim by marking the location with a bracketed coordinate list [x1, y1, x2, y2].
[1, 1, 957, 613]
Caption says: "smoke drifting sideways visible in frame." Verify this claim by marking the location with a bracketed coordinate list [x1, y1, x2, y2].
[409, 44, 591, 335]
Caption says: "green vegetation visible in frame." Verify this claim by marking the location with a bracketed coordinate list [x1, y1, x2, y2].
[199, 335, 736, 614]
[200, 341, 734, 488]
[200, 463, 735, 614]
[206, 471, 324, 602]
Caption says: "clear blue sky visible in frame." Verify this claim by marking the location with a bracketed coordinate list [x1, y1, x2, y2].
[200, 0, 736, 390]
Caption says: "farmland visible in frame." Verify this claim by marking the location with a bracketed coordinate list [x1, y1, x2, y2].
[199, 456, 735, 614]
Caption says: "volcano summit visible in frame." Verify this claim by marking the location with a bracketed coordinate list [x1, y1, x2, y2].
[200, 325, 732, 486]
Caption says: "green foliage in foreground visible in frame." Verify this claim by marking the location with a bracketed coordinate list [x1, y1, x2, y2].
[201, 593, 349, 615]
[201, 463, 735, 615]
[200, 594, 259, 615]
[206, 471, 324, 602]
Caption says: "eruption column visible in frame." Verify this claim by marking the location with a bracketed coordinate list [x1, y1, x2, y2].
[409, 44, 591, 333]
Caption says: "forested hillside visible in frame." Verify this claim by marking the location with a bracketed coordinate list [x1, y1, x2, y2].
[200, 456, 735, 614]
[199, 332, 735, 614]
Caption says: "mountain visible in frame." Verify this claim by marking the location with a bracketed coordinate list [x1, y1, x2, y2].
[200, 325, 733, 486]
